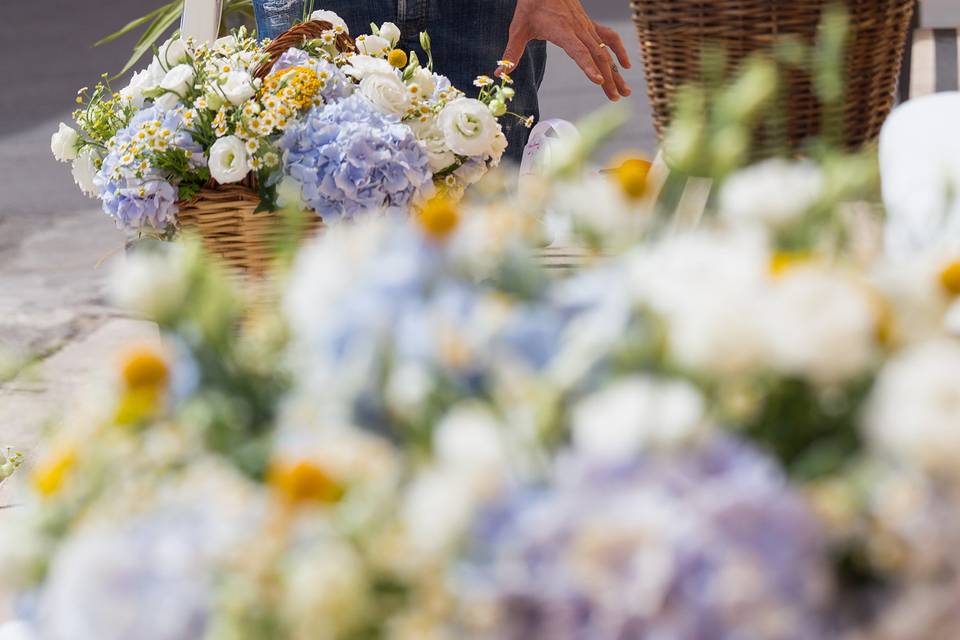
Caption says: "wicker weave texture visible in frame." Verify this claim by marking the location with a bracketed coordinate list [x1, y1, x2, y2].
[177, 184, 323, 275]
[631, 0, 916, 148]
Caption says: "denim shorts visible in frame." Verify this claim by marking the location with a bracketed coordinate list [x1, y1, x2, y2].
[252, 0, 547, 161]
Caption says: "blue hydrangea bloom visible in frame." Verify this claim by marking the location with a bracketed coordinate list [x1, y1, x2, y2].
[278, 94, 433, 220]
[459, 437, 831, 640]
[95, 107, 201, 232]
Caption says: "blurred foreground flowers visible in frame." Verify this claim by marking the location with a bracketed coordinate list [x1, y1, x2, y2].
[6, 29, 960, 640]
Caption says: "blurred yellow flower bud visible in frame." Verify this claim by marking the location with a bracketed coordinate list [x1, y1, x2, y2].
[120, 345, 169, 391]
[417, 196, 460, 239]
[33, 446, 77, 497]
[269, 459, 344, 506]
[612, 157, 652, 200]
[940, 260, 960, 296]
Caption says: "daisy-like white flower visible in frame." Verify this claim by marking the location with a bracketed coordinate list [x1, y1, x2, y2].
[473, 75, 494, 88]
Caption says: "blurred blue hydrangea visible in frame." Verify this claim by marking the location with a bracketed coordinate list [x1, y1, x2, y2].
[95, 107, 202, 232]
[458, 436, 831, 640]
[278, 94, 433, 220]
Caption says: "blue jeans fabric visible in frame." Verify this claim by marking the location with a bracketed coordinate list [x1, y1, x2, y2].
[252, 0, 547, 162]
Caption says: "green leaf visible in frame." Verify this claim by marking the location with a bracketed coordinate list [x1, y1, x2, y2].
[94, 2, 173, 47]
[112, 1, 185, 78]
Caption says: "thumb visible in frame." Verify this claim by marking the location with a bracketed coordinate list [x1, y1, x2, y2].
[497, 33, 528, 76]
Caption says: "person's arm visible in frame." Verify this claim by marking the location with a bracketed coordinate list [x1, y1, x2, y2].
[499, 0, 632, 101]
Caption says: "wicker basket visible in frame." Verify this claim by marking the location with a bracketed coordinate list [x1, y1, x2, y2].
[631, 0, 917, 149]
[175, 20, 355, 276]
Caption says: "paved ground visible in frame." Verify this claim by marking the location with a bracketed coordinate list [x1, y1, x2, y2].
[0, 0, 956, 494]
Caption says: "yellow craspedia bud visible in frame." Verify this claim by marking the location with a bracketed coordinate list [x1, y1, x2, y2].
[939, 260, 960, 296]
[612, 157, 652, 200]
[268, 459, 344, 506]
[388, 48, 408, 69]
[120, 345, 169, 391]
[768, 251, 813, 278]
[33, 446, 77, 497]
[417, 197, 460, 239]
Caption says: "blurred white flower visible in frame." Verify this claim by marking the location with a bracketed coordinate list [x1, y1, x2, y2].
[50, 123, 79, 162]
[401, 468, 477, 556]
[572, 376, 707, 461]
[719, 159, 824, 229]
[760, 266, 877, 385]
[208, 135, 249, 184]
[866, 339, 960, 474]
[109, 245, 189, 320]
[628, 230, 769, 376]
[880, 92, 960, 256]
[433, 404, 508, 480]
[71, 147, 99, 197]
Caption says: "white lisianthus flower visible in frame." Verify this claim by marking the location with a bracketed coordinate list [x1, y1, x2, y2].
[572, 376, 707, 461]
[161, 64, 195, 97]
[438, 98, 499, 157]
[359, 72, 410, 116]
[50, 123, 79, 162]
[121, 63, 165, 108]
[208, 135, 250, 184]
[490, 129, 508, 165]
[219, 71, 256, 106]
[343, 55, 394, 81]
[410, 120, 456, 172]
[157, 36, 189, 67]
[760, 266, 877, 385]
[866, 339, 960, 474]
[355, 34, 391, 57]
[71, 147, 99, 197]
[379, 22, 401, 47]
[311, 9, 349, 33]
[719, 158, 824, 229]
[454, 158, 488, 186]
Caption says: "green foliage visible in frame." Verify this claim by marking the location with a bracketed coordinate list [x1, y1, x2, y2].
[98, 0, 256, 78]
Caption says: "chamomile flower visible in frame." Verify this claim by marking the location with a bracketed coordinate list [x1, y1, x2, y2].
[473, 75, 494, 88]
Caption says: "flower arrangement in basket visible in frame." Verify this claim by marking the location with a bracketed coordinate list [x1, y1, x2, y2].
[51, 10, 521, 273]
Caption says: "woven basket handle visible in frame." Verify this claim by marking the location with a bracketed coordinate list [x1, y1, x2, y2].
[253, 20, 357, 79]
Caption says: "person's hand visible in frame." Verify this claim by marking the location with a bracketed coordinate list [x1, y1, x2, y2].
[499, 0, 632, 101]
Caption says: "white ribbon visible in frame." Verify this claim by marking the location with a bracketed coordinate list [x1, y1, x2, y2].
[181, 0, 223, 44]
[519, 118, 581, 178]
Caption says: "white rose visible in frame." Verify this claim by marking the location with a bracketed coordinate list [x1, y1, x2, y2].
[208, 135, 250, 184]
[157, 36, 189, 67]
[343, 54, 394, 81]
[409, 67, 436, 96]
[760, 266, 877, 385]
[120, 62, 164, 108]
[379, 22, 401, 47]
[572, 376, 707, 461]
[50, 123, 79, 162]
[438, 98, 499, 157]
[719, 159, 824, 229]
[355, 34, 391, 57]
[311, 9, 349, 33]
[866, 339, 960, 474]
[161, 64, 195, 97]
[359, 71, 410, 116]
[71, 147, 99, 197]
[410, 120, 456, 172]
[220, 71, 256, 106]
